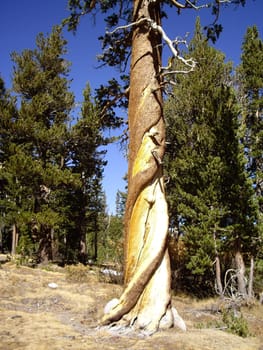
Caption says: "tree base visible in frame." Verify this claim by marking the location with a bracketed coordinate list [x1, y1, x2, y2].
[102, 299, 186, 336]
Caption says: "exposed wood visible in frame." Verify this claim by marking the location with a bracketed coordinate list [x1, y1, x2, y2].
[100, 0, 185, 333]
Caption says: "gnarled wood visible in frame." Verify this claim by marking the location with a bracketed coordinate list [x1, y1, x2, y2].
[101, 0, 185, 334]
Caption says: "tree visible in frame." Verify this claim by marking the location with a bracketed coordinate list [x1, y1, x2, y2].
[65, 0, 249, 334]
[1, 26, 113, 265]
[164, 17, 234, 296]
[237, 25, 263, 298]
[0, 76, 18, 253]
[165, 19, 258, 300]
[8, 25, 76, 262]
[66, 83, 107, 263]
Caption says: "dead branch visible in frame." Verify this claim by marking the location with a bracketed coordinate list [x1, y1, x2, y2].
[106, 18, 196, 77]
[169, 0, 210, 10]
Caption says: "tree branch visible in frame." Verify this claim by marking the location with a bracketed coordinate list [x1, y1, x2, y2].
[105, 18, 148, 36]
[106, 18, 196, 75]
[169, 0, 210, 10]
[150, 21, 196, 71]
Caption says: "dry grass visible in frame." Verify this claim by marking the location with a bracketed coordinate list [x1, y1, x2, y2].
[0, 262, 262, 350]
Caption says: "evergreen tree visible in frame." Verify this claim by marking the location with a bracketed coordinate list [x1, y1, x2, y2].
[1, 28, 118, 265]
[237, 26, 263, 296]
[66, 83, 107, 263]
[0, 76, 18, 252]
[5, 26, 76, 262]
[164, 18, 257, 297]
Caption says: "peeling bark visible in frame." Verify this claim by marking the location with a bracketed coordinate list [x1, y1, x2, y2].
[100, 0, 185, 334]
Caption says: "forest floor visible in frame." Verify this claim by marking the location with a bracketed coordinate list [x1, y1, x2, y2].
[0, 259, 262, 350]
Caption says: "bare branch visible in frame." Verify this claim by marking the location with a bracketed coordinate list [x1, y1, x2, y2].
[169, 0, 186, 8]
[169, 0, 210, 10]
[163, 68, 195, 75]
[150, 21, 196, 70]
[105, 18, 196, 86]
[105, 18, 148, 36]
[184, 0, 210, 10]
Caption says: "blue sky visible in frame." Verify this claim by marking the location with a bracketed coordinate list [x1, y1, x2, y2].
[0, 0, 262, 214]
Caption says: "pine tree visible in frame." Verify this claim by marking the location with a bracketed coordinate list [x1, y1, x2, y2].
[1, 27, 117, 265]
[67, 83, 107, 263]
[0, 76, 19, 253]
[237, 26, 263, 297]
[164, 18, 257, 297]
[8, 26, 75, 262]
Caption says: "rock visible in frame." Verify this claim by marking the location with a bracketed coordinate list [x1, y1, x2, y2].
[0, 254, 10, 263]
[48, 282, 58, 289]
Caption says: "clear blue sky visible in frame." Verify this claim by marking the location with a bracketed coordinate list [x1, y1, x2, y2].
[0, 0, 262, 214]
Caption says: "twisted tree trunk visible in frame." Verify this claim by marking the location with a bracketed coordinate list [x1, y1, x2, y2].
[101, 0, 185, 334]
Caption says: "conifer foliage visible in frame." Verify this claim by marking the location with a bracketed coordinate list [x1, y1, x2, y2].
[237, 25, 263, 295]
[0, 26, 107, 264]
[164, 18, 258, 298]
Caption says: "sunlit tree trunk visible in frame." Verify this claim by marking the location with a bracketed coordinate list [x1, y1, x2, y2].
[235, 250, 248, 299]
[101, 0, 185, 334]
[11, 224, 18, 256]
[248, 255, 254, 300]
[215, 256, 223, 297]
[213, 230, 223, 297]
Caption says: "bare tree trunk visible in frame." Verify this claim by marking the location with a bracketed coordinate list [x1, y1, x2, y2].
[0, 225, 3, 253]
[51, 228, 59, 262]
[213, 229, 223, 297]
[38, 226, 52, 264]
[215, 256, 223, 297]
[11, 224, 18, 255]
[248, 255, 254, 300]
[100, 0, 185, 334]
[235, 250, 248, 299]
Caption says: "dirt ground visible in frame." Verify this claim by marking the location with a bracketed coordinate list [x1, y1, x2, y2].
[0, 261, 262, 350]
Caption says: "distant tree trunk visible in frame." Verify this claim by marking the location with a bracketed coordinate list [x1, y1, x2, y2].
[79, 235, 87, 263]
[93, 229, 98, 262]
[235, 250, 248, 299]
[215, 256, 223, 297]
[101, 1, 185, 334]
[213, 230, 223, 297]
[38, 226, 52, 263]
[0, 226, 3, 253]
[51, 228, 59, 262]
[11, 224, 18, 255]
[248, 255, 254, 299]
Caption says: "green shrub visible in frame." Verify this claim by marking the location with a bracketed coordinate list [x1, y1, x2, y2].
[222, 309, 250, 338]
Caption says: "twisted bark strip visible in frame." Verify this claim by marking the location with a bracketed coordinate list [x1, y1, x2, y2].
[100, 173, 169, 325]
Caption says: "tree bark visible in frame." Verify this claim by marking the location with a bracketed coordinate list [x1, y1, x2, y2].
[0, 226, 2, 253]
[234, 250, 248, 299]
[11, 224, 18, 255]
[100, 0, 184, 334]
[215, 256, 223, 297]
[213, 230, 223, 297]
[248, 255, 254, 300]
[38, 226, 52, 263]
